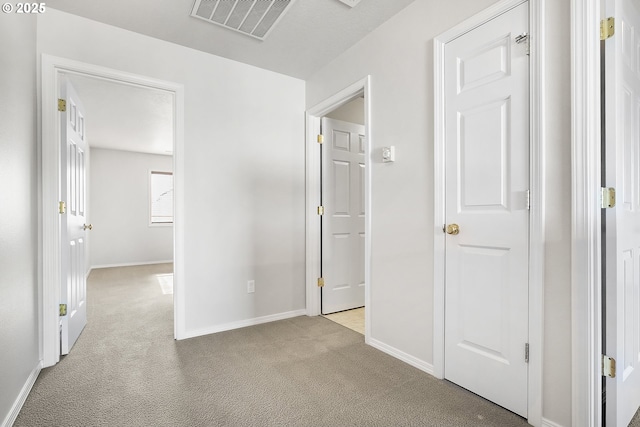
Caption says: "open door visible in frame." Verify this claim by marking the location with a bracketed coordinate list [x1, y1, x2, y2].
[603, 0, 640, 424]
[60, 77, 89, 354]
[321, 117, 365, 315]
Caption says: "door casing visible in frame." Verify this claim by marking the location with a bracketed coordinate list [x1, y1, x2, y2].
[305, 76, 372, 342]
[40, 55, 185, 367]
[570, 0, 604, 425]
[433, 0, 544, 425]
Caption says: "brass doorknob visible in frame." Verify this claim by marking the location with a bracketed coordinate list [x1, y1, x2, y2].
[445, 224, 459, 235]
[83, 224, 93, 231]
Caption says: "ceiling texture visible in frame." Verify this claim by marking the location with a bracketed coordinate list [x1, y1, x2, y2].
[48, 0, 417, 155]
[64, 74, 175, 156]
[46, 0, 416, 79]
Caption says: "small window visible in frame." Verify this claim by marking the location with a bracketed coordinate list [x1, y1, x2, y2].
[150, 171, 173, 224]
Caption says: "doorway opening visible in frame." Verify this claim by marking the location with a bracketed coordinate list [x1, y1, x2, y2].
[319, 97, 366, 334]
[61, 72, 176, 353]
[305, 77, 372, 341]
[41, 55, 185, 367]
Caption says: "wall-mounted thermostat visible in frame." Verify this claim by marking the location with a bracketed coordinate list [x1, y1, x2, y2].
[382, 146, 395, 163]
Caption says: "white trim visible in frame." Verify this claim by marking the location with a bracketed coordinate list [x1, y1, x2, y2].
[433, 1, 544, 425]
[304, 110, 321, 317]
[541, 418, 567, 427]
[305, 77, 373, 342]
[436, 0, 528, 42]
[40, 55, 186, 367]
[1, 361, 42, 427]
[433, 19, 446, 381]
[527, 0, 546, 425]
[90, 260, 174, 270]
[570, 0, 602, 425]
[368, 338, 434, 375]
[182, 309, 308, 339]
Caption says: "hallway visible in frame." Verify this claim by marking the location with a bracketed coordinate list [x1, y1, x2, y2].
[16, 264, 530, 426]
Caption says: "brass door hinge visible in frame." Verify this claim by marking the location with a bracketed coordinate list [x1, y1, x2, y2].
[317, 134, 324, 144]
[601, 17, 615, 40]
[603, 354, 616, 378]
[59, 304, 67, 316]
[317, 277, 325, 287]
[58, 99, 66, 112]
[59, 201, 66, 214]
[317, 206, 325, 215]
[601, 187, 616, 208]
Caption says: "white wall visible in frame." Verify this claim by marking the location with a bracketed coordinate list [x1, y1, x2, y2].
[306, 0, 572, 425]
[326, 97, 365, 125]
[90, 148, 173, 268]
[38, 9, 306, 334]
[0, 14, 40, 426]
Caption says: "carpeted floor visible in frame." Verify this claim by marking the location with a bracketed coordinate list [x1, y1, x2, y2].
[16, 264, 533, 426]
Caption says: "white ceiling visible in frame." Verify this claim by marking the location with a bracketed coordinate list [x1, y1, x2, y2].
[54, 0, 417, 156]
[65, 74, 174, 156]
[46, 0, 417, 79]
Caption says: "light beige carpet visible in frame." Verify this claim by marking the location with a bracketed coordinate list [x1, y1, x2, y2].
[16, 264, 533, 426]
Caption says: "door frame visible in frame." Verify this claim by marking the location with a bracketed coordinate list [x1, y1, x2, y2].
[570, 0, 604, 425]
[305, 76, 372, 341]
[432, 0, 544, 424]
[40, 55, 186, 367]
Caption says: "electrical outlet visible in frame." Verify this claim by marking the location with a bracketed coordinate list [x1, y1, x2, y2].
[247, 280, 255, 294]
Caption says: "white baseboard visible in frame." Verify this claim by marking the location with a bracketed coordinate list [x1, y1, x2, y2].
[1, 361, 42, 427]
[90, 260, 173, 270]
[368, 338, 434, 376]
[541, 418, 566, 427]
[182, 309, 308, 340]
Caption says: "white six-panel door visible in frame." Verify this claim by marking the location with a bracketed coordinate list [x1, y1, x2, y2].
[60, 78, 88, 355]
[443, 3, 530, 417]
[604, 0, 640, 424]
[321, 117, 365, 315]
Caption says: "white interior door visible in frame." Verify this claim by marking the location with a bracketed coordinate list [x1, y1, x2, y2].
[321, 117, 365, 315]
[60, 78, 88, 355]
[604, 0, 640, 424]
[443, 2, 529, 417]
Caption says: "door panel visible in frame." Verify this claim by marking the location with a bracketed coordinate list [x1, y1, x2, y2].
[444, 2, 529, 417]
[459, 99, 510, 210]
[60, 78, 88, 355]
[604, 0, 640, 424]
[322, 118, 365, 314]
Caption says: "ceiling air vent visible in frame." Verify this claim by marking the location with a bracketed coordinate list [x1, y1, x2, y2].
[191, 0, 297, 40]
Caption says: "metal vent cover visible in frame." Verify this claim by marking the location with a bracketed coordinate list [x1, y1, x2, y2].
[191, 0, 297, 40]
